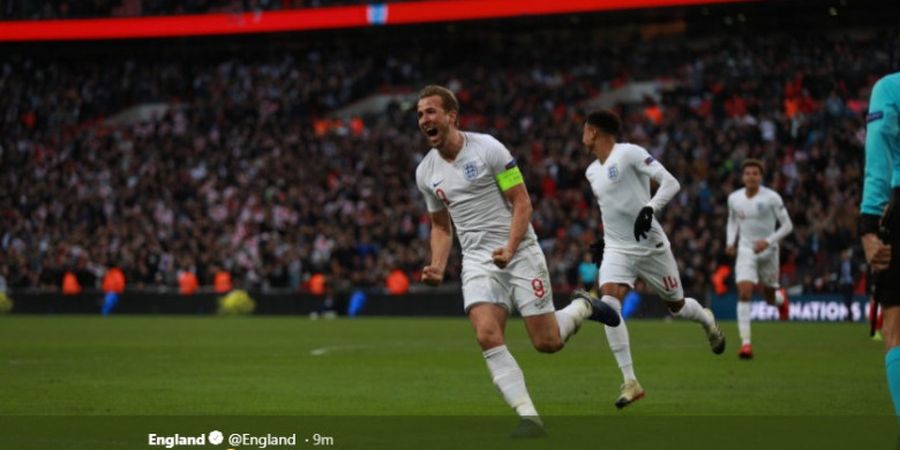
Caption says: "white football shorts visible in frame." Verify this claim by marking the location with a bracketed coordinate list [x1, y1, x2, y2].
[734, 246, 779, 288]
[599, 247, 684, 302]
[461, 243, 555, 317]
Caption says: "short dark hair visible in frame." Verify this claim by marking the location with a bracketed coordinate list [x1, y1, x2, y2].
[741, 159, 765, 175]
[418, 85, 460, 113]
[585, 110, 622, 136]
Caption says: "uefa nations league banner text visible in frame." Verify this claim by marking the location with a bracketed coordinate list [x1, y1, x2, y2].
[710, 294, 871, 322]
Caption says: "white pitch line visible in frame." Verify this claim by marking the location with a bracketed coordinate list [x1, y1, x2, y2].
[309, 345, 371, 356]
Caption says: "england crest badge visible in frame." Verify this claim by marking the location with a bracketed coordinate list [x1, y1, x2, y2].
[607, 164, 619, 180]
[463, 161, 479, 181]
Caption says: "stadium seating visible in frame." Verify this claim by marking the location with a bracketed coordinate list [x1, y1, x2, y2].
[0, 18, 892, 297]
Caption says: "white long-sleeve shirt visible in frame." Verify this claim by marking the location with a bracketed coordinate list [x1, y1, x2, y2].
[726, 186, 793, 252]
[585, 143, 680, 255]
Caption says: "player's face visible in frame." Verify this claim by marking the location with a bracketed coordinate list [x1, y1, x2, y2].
[582, 123, 611, 149]
[743, 166, 762, 189]
[582, 123, 597, 147]
[417, 96, 457, 149]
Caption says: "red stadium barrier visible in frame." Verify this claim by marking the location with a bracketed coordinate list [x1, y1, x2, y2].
[0, 7, 368, 41]
[0, 0, 753, 42]
[386, 0, 745, 24]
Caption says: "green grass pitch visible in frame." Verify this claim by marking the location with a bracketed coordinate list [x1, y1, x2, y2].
[0, 316, 890, 416]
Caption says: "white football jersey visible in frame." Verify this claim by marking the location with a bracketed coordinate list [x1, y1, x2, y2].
[415, 131, 537, 255]
[726, 186, 793, 253]
[585, 143, 678, 256]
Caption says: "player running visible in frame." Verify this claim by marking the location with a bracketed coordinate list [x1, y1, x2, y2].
[414, 85, 620, 437]
[581, 109, 725, 409]
[726, 159, 794, 359]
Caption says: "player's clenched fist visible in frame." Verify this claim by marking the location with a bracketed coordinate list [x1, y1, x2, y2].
[421, 265, 445, 286]
[862, 233, 892, 272]
[753, 240, 770, 254]
[492, 247, 513, 269]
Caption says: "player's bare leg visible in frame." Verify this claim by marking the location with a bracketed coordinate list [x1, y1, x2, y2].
[470, 303, 508, 350]
[599, 283, 644, 408]
[737, 281, 755, 359]
[523, 289, 620, 353]
[526, 289, 620, 355]
[469, 303, 544, 436]
[523, 313, 565, 354]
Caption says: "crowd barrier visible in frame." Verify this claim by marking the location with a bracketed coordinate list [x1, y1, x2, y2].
[5, 289, 672, 317]
[4, 290, 871, 322]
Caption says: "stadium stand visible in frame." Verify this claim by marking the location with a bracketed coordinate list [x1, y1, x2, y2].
[0, 3, 897, 298]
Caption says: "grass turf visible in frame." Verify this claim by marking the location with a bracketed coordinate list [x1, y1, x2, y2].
[0, 316, 890, 416]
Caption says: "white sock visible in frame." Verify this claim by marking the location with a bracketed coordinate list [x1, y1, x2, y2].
[737, 301, 752, 345]
[774, 289, 785, 306]
[673, 297, 714, 331]
[602, 295, 636, 382]
[483, 345, 540, 420]
[555, 297, 592, 342]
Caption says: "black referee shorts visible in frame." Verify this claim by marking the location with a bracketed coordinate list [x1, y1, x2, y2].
[875, 188, 900, 306]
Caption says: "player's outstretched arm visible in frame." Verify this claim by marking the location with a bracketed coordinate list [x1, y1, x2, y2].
[423, 209, 452, 285]
[493, 184, 532, 269]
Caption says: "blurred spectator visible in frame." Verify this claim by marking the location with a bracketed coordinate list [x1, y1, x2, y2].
[101, 265, 125, 314]
[178, 270, 199, 295]
[102, 266, 126, 294]
[576, 252, 597, 291]
[213, 269, 233, 294]
[308, 272, 327, 296]
[385, 268, 410, 295]
[838, 249, 856, 321]
[62, 271, 81, 295]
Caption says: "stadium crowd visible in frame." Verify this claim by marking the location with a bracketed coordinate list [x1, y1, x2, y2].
[0, 24, 893, 297]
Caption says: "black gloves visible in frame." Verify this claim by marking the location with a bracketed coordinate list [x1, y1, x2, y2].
[634, 206, 654, 241]
[589, 238, 605, 265]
